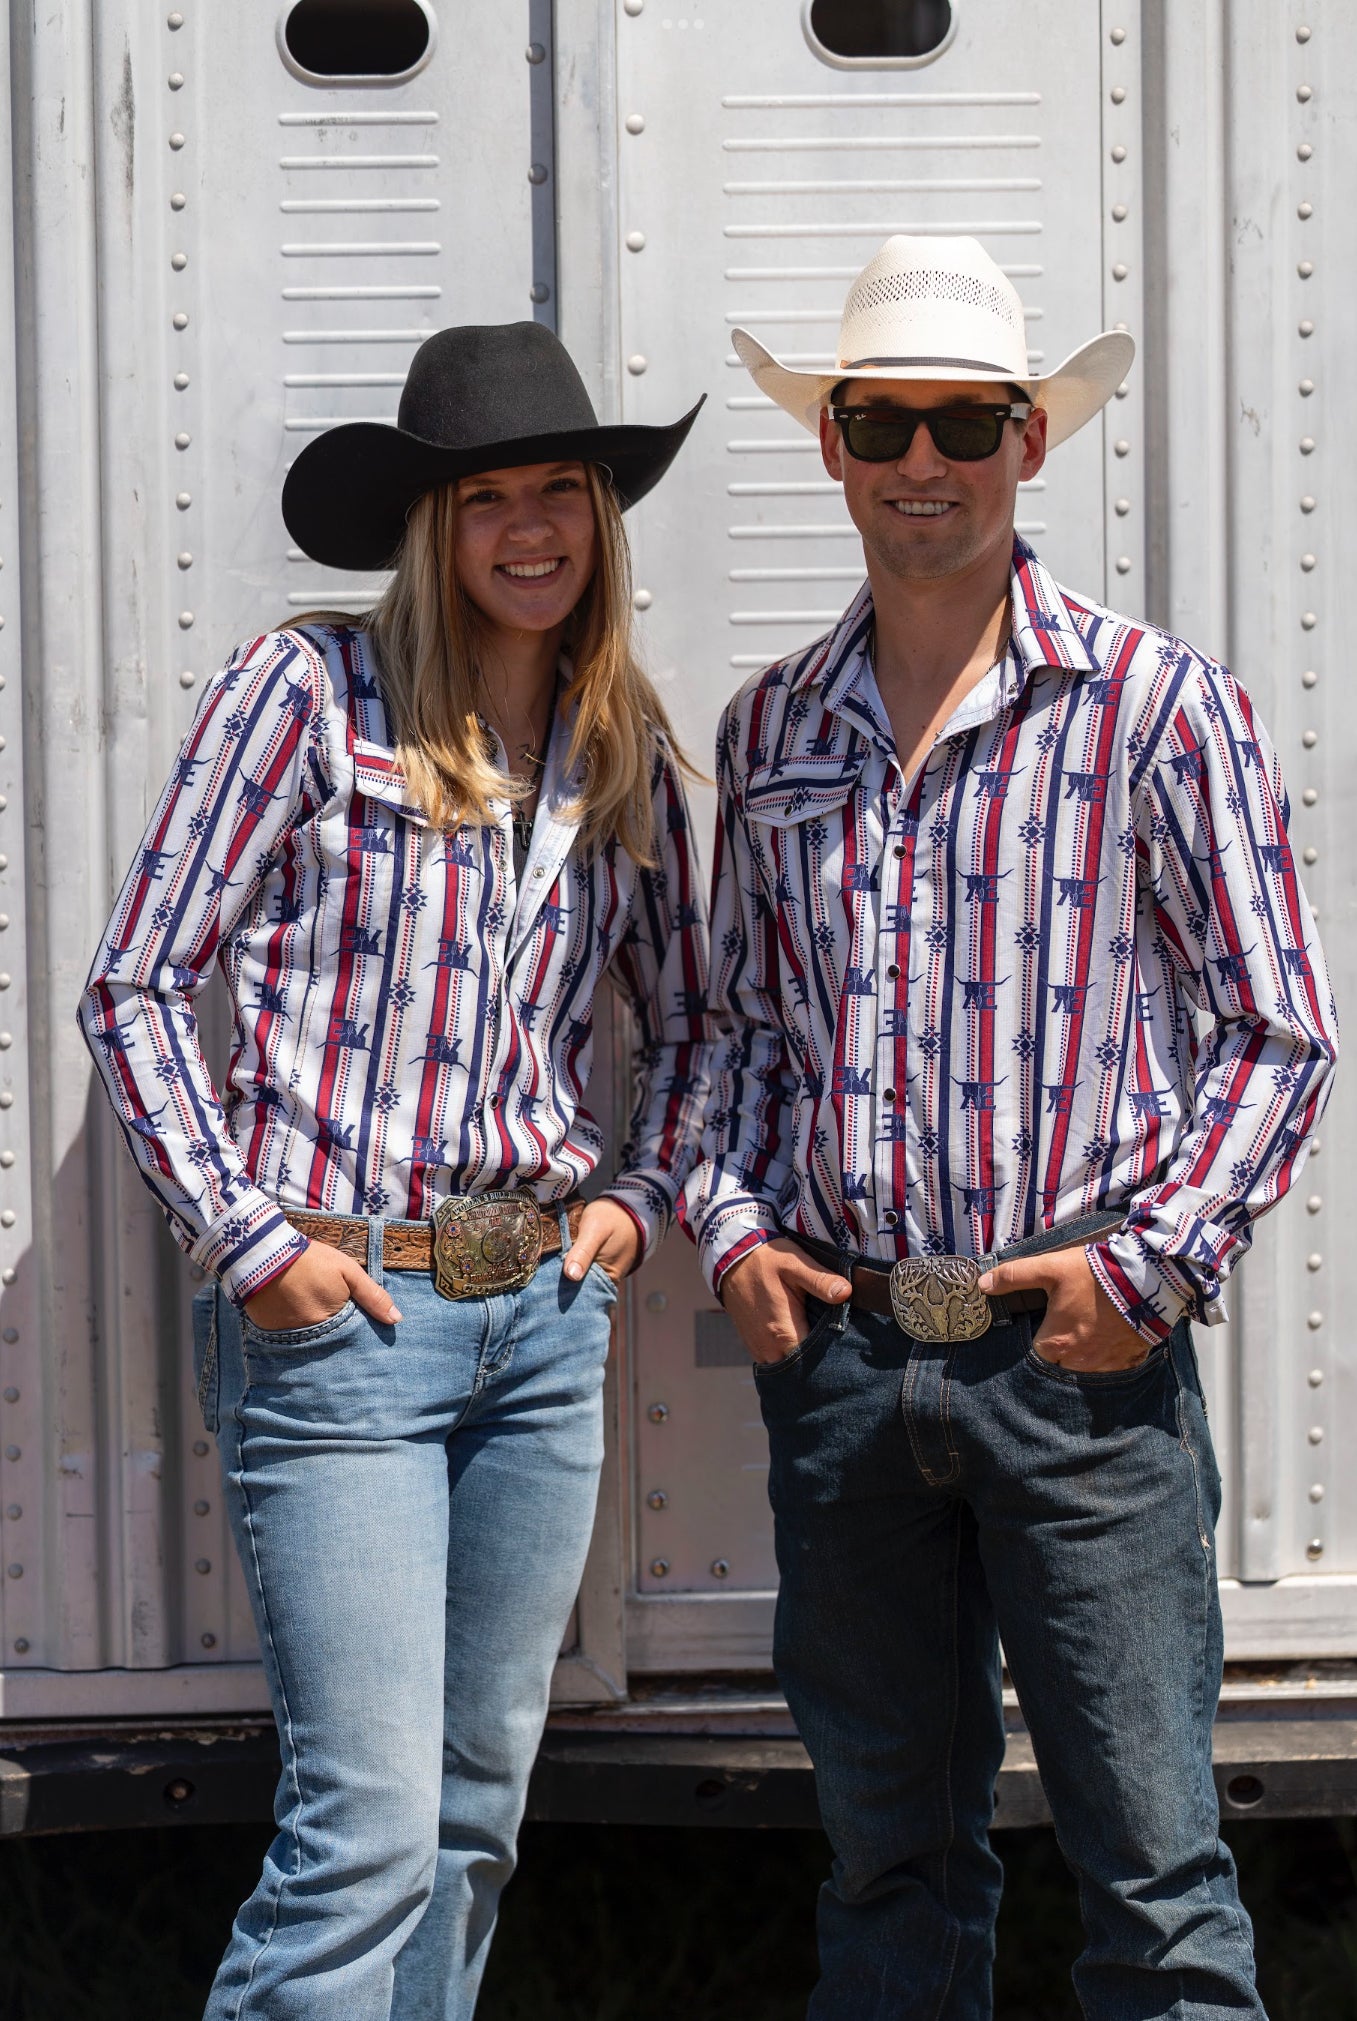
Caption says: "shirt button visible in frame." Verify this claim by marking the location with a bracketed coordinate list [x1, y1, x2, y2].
[887, 963, 900, 979]
[894, 845, 906, 858]
[882, 1086, 897, 1104]
[489, 1094, 500, 1108]
[883, 1209, 899, 1228]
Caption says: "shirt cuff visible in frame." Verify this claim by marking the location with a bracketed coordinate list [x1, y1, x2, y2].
[1086, 1229, 1214, 1345]
[193, 1189, 310, 1309]
[696, 1200, 783, 1298]
[600, 1175, 673, 1263]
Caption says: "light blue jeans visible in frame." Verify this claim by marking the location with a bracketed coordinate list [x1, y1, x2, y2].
[193, 1220, 615, 2021]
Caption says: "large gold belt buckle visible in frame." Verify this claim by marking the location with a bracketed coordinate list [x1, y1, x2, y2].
[431, 1190, 543, 1300]
[889, 1256, 993, 1343]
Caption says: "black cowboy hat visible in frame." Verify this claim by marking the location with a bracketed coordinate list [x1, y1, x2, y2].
[282, 321, 705, 571]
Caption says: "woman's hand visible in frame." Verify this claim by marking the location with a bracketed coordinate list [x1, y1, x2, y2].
[242, 1240, 403, 1333]
[562, 1199, 643, 1285]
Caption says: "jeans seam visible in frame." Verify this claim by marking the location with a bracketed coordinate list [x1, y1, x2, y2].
[229, 1422, 306, 2020]
[901, 1347, 960, 1489]
[929, 1503, 964, 2020]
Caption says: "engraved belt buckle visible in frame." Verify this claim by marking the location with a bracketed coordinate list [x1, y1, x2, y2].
[888, 1255, 993, 1343]
[431, 1189, 543, 1300]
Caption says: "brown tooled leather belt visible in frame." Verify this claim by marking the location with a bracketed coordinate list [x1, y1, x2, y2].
[286, 1196, 585, 1280]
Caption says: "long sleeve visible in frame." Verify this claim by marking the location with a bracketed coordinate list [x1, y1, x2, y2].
[1087, 661, 1339, 1341]
[78, 633, 332, 1306]
[601, 747, 716, 1256]
[679, 704, 801, 1293]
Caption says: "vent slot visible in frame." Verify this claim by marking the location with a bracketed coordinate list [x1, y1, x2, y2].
[804, 0, 955, 67]
[281, 0, 434, 83]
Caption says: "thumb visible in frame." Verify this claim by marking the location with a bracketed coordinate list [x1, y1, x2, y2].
[976, 1255, 1046, 1299]
[786, 1253, 853, 1305]
[342, 1257, 403, 1325]
[562, 1226, 601, 1283]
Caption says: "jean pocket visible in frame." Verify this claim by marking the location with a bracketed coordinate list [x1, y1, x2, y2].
[1023, 1331, 1169, 1389]
[242, 1298, 360, 1353]
[191, 1282, 220, 1433]
[587, 1261, 620, 1303]
[753, 1293, 844, 1381]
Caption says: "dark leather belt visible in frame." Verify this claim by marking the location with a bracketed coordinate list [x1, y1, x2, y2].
[287, 1191, 585, 1299]
[798, 1213, 1122, 1343]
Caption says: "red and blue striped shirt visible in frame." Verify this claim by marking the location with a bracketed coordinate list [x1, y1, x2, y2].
[681, 541, 1337, 1342]
[80, 624, 714, 1306]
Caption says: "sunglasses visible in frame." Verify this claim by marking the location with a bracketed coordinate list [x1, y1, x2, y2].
[832, 402, 1033, 464]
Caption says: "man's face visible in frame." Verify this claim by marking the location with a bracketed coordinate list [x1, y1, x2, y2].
[819, 378, 1048, 586]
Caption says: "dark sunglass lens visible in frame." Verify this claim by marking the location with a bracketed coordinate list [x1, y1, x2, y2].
[931, 411, 1005, 460]
[843, 414, 915, 462]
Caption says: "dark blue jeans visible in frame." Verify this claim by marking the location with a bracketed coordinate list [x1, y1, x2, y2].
[756, 1297, 1265, 2021]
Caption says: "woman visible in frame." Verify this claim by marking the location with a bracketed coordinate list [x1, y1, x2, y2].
[79, 322, 712, 2019]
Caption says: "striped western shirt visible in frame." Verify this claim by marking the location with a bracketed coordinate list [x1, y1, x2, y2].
[681, 540, 1338, 1342]
[80, 624, 713, 1306]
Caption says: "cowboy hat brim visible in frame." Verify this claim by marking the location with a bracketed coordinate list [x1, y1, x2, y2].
[282, 400, 706, 572]
[731, 329, 1135, 453]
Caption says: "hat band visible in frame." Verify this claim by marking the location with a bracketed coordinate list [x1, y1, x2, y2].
[842, 353, 1018, 373]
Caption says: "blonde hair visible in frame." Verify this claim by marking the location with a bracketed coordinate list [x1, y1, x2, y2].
[309, 466, 687, 863]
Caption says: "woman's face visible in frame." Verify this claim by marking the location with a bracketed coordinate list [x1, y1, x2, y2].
[452, 460, 598, 637]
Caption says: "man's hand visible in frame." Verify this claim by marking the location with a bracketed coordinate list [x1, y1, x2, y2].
[563, 1198, 644, 1285]
[977, 1245, 1151, 1372]
[243, 1240, 402, 1333]
[720, 1238, 853, 1367]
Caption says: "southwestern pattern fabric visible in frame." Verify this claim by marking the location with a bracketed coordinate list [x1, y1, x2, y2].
[80, 624, 713, 1307]
[681, 540, 1337, 1342]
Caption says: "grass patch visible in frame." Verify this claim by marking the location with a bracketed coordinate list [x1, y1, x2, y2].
[0, 1817, 1352, 2017]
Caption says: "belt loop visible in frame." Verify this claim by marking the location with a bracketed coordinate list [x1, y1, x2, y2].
[366, 1216, 385, 1286]
[556, 1202, 572, 1252]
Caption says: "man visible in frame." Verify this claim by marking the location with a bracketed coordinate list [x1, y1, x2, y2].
[681, 236, 1337, 2018]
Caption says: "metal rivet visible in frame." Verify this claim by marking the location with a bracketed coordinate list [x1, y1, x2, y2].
[1, 1214, 15, 1231]
[1307, 1313, 1324, 1332]
[525, 41, 546, 63]
[2, 1446, 16, 1461]
[1297, 83, 1313, 102]
[625, 113, 646, 134]
[1307, 1256, 1323, 1277]
[1307, 1196, 1323, 1215]
[179, 670, 196, 688]
[0, 1037, 12, 1053]
[1114, 440, 1130, 458]
[1299, 319, 1314, 336]
[1296, 23, 1312, 41]
[13, 1638, 27, 1653]
[626, 230, 647, 252]
[170, 191, 186, 210]
[1308, 1368, 1324, 1387]
[1114, 497, 1130, 515]
[169, 132, 185, 149]
[1309, 1484, 1325, 1502]
[2, 1389, 16, 1404]
[649, 1557, 670, 1577]
[1297, 261, 1314, 279]
[1303, 846, 1319, 866]
[1306, 1539, 1323, 1560]
[4, 1507, 19, 1520]
[1111, 143, 1127, 163]
[647, 1490, 668, 1510]
[177, 551, 193, 569]
[1298, 203, 1313, 221]
[1111, 262, 1128, 281]
[175, 432, 191, 450]
[0, 919, 8, 931]
[1111, 203, 1128, 222]
[711, 1558, 730, 1578]
[201, 1631, 217, 1648]
[1301, 554, 1316, 571]
[194, 1499, 210, 1516]
[529, 282, 550, 303]
[173, 372, 189, 391]
[1115, 556, 1131, 574]
[1299, 379, 1314, 397]
[178, 611, 195, 630]
[1109, 24, 1126, 42]
[167, 9, 184, 23]
[1110, 85, 1127, 103]
[627, 354, 648, 375]
[624, 0, 645, 12]
[1302, 729, 1318, 748]
[1298, 142, 1313, 161]
[171, 251, 187, 271]
[1300, 611, 1317, 630]
[2, 1328, 16, 1343]
[193, 1440, 209, 1456]
[633, 588, 653, 610]
[527, 163, 549, 185]
[1115, 383, 1129, 399]
[1302, 668, 1318, 687]
[1308, 1426, 1324, 1444]
[647, 1401, 669, 1423]
[168, 71, 184, 88]
[176, 492, 191, 508]
[645, 1290, 667, 1312]
[172, 311, 189, 330]
[0, 1097, 13, 1112]
[194, 1557, 211, 1574]
[1299, 438, 1315, 456]
[7, 1565, 21, 1579]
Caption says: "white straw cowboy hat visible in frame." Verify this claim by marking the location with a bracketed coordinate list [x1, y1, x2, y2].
[733, 235, 1134, 451]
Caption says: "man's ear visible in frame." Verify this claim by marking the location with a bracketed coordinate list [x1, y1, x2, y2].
[1019, 405, 1048, 484]
[820, 406, 845, 482]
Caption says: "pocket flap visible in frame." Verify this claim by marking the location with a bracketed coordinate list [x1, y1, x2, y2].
[744, 748, 868, 827]
[351, 738, 428, 826]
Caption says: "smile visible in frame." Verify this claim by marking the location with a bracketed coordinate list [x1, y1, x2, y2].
[890, 501, 954, 517]
[497, 558, 564, 579]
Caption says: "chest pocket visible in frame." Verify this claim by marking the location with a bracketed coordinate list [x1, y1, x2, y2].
[743, 748, 868, 830]
[351, 738, 429, 828]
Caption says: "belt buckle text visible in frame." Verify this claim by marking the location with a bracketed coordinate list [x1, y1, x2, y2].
[889, 1256, 992, 1343]
[431, 1190, 543, 1300]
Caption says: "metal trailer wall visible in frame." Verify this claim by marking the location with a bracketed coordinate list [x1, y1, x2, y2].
[0, 0, 1352, 1725]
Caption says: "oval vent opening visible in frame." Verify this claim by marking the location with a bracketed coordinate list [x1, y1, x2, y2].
[283, 0, 432, 79]
[807, 0, 953, 62]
